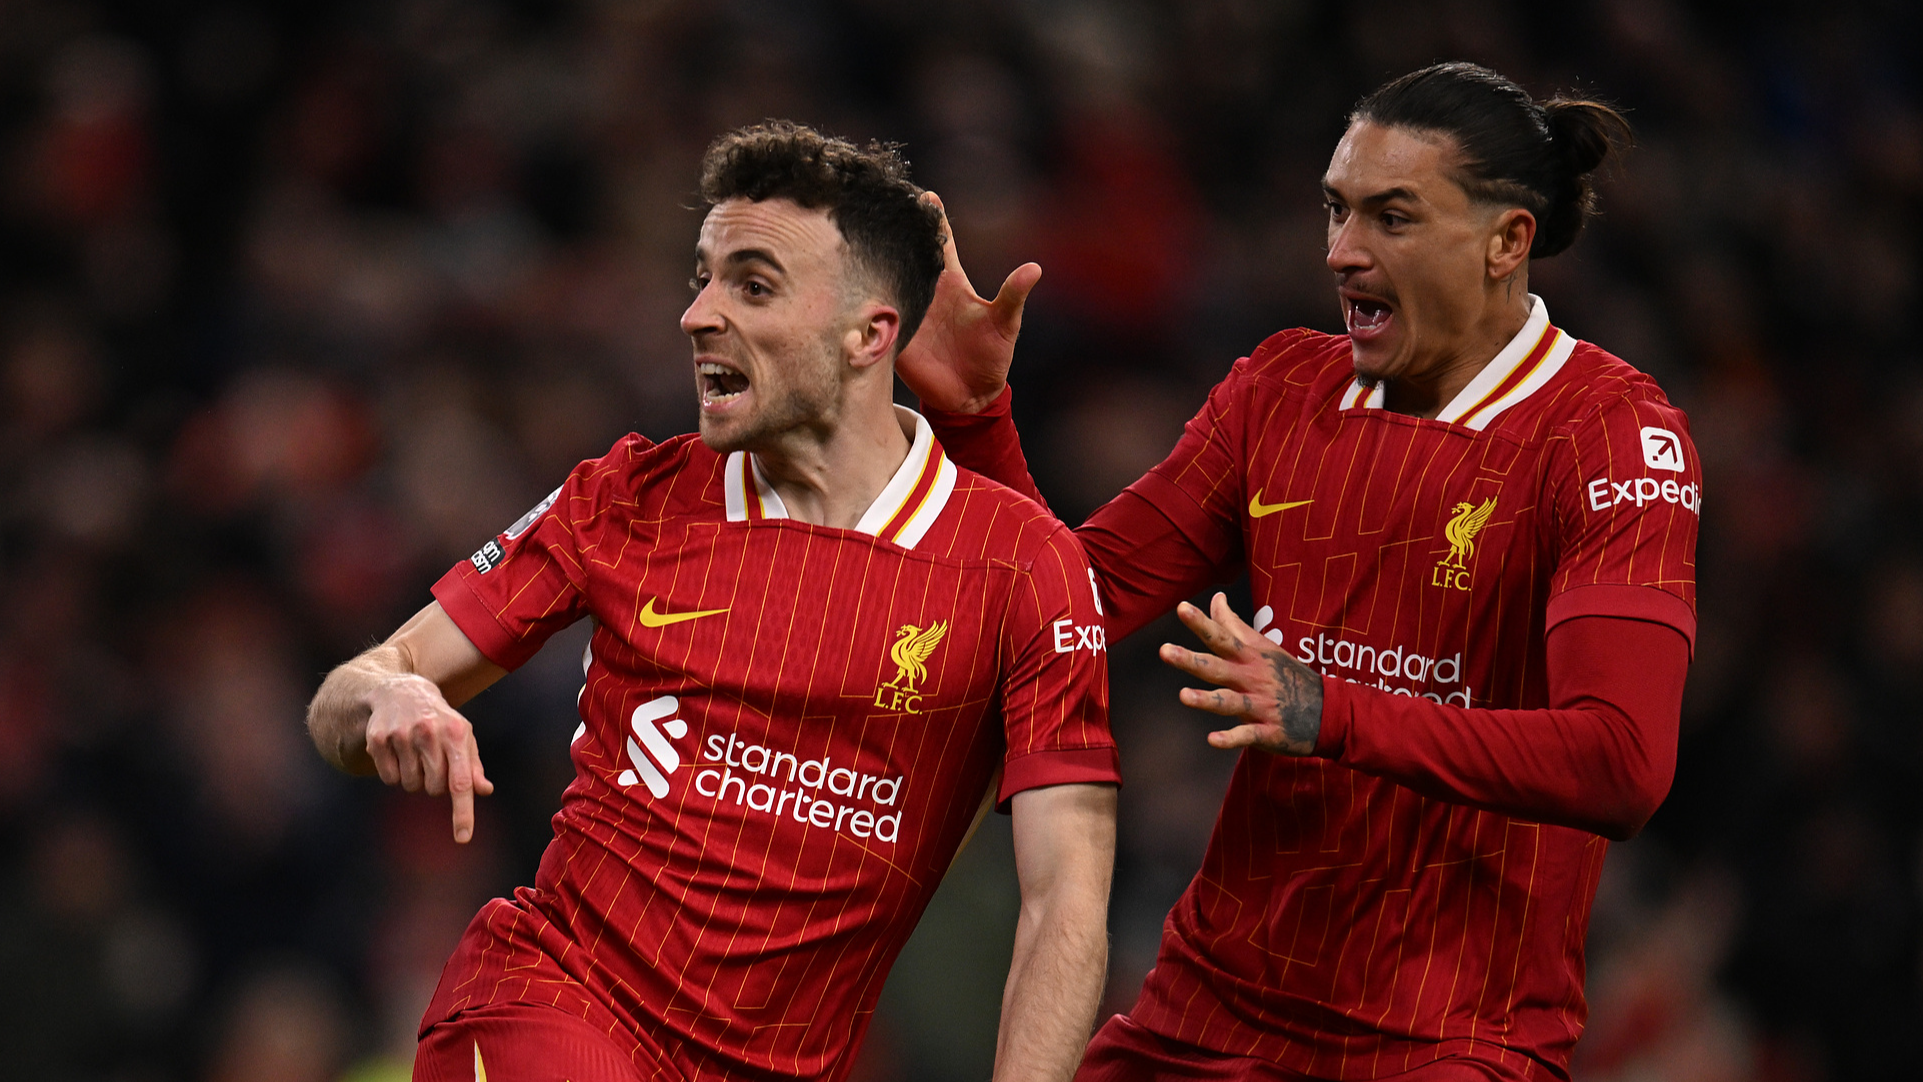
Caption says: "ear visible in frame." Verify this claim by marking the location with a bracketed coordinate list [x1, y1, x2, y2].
[1487, 207, 1535, 281]
[844, 302, 902, 371]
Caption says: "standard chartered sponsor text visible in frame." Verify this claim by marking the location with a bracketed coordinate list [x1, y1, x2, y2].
[1295, 631, 1473, 705]
[695, 732, 904, 843]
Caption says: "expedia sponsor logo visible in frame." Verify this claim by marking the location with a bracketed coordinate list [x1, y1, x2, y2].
[1587, 476, 1702, 516]
[697, 732, 903, 843]
[1640, 427, 1686, 472]
[1054, 569, 1107, 653]
[1052, 619, 1106, 654]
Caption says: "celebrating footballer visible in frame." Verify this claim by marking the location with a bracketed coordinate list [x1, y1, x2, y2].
[308, 123, 1119, 1082]
[902, 62, 1701, 1081]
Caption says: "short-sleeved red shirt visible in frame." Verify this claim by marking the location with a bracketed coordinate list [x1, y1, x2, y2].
[1108, 300, 1699, 1079]
[423, 410, 1117, 1081]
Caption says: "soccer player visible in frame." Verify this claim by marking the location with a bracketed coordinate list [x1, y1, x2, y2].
[306, 122, 1120, 1082]
[899, 64, 1699, 1081]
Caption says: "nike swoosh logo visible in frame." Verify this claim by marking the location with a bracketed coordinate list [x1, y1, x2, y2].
[638, 598, 730, 628]
[1248, 492, 1312, 519]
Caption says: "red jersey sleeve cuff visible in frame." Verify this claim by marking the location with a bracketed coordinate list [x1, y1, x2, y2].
[1547, 584, 1697, 658]
[996, 746, 1122, 811]
[431, 566, 539, 670]
[1314, 673, 1355, 759]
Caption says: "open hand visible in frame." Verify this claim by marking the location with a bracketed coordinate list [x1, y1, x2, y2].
[364, 673, 495, 843]
[1160, 593, 1324, 756]
[895, 192, 1042, 414]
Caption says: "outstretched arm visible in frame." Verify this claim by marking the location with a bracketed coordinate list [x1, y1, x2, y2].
[1161, 595, 1685, 840]
[903, 194, 1249, 639]
[995, 782, 1117, 1082]
[307, 600, 507, 843]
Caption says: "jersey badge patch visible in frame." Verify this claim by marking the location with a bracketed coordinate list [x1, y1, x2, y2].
[503, 485, 562, 540]
[875, 621, 947, 715]
[469, 539, 505, 574]
[1433, 497, 1497, 591]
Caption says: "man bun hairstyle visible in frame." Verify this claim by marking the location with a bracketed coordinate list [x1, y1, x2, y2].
[1353, 62, 1632, 258]
[699, 120, 946, 349]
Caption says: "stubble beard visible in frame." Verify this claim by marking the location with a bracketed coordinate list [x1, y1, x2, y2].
[698, 339, 844, 456]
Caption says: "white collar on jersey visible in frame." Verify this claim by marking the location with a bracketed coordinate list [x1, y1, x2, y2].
[723, 406, 958, 550]
[1338, 293, 1577, 431]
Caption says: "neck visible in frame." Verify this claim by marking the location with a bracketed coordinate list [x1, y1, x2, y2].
[1384, 287, 1534, 420]
[753, 384, 913, 530]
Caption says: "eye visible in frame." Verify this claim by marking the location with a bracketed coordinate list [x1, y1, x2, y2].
[1381, 211, 1409, 228]
[743, 280, 769, 298]
[1324, 200, 1348, 221]
[689, 274, 709, 294]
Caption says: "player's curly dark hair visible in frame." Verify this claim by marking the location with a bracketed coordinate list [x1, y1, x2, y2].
[699, 120, 945, 349]
[1353, 62, 1632, 258]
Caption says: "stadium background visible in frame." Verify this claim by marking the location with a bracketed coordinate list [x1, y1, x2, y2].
[0, 0, 1918, 1078]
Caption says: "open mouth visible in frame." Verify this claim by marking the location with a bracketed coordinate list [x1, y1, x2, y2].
[698, 361, 750, 405]
[1345, 296, 1394, 336]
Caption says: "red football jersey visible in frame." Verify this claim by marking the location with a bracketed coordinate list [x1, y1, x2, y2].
[935, 299, 1698, 1081]
[423, 409, 1118, 1081]
[1115, 300, 1697, 1080]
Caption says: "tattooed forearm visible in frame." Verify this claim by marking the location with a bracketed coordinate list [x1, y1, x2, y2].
[1271, 652, 1323, 755]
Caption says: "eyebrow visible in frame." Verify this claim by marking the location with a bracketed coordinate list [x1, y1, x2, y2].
[1321, 182, 1422, 209]
[695, 246, 787, 274]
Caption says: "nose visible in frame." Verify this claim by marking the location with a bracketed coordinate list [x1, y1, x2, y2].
[1326, 215, 1371, 276]
[680, 280, 723, 339]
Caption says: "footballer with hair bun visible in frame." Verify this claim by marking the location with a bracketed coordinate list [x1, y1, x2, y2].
[904, 62, 1699, 1082]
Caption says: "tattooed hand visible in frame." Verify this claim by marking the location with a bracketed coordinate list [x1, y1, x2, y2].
[1160, 593, 1324, 756]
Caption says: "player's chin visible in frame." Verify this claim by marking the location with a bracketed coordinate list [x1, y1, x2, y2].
[697, 410, 755, 454]
[1348, 342, 1399, 385]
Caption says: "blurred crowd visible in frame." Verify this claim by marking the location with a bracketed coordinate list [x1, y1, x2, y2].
[0, 0, 1919, 1079]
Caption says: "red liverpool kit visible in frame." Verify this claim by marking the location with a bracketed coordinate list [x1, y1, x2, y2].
[422, 408, 1118, 1081]
[932, 298, 1699, 1081]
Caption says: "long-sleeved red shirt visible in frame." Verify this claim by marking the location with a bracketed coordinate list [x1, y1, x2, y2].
[927, 308, 1700, 1080]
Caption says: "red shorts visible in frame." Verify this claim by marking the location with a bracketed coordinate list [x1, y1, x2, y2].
[1075, 1015, 1512, 1082]
[415, 1002, 646, 1082]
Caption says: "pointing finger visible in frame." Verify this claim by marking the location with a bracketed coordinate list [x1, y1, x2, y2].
[445, 738, 476, 844]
